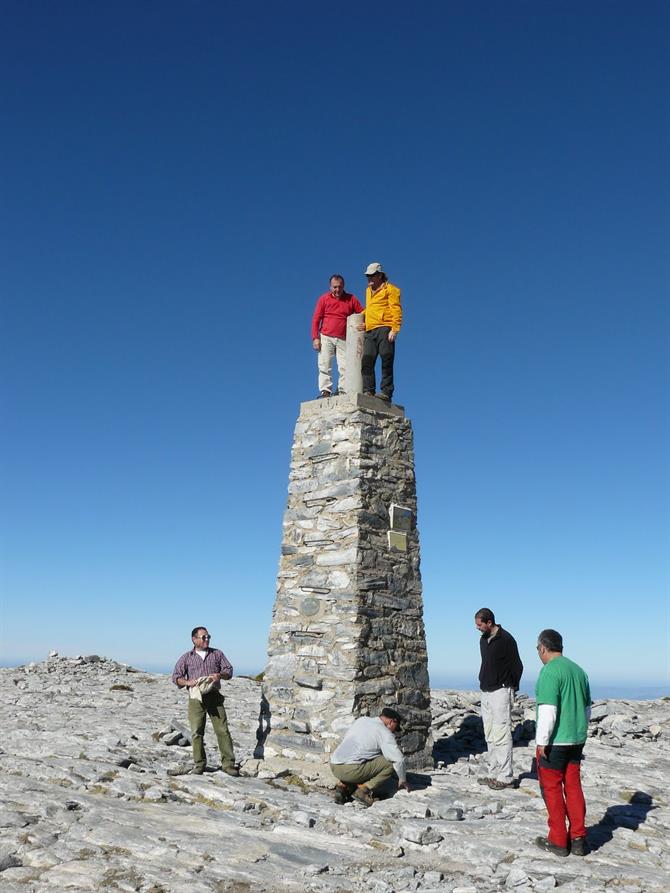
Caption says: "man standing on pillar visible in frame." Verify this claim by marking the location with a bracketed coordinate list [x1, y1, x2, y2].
[535, 628, 591, 857]
[474, 607, 523, 790]
[172, 627, 239, 776]
[361, 262, 402, 403]
[311, 274, 364, 398]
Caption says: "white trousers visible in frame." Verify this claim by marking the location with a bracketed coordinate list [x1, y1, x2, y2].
[481, 687, 514, 782]
[318, 335, 347, 394]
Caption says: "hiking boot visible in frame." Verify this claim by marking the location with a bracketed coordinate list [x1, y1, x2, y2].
[333, 782, 354, 804]
[535, 836, 569, 857]
[477, 776, 494, 786]
[221, 765, 240, 777]
[363, 391, 375, 397]
[570, 837, 589, 856]
[376, 393, 391, 402]
[487, 778, 515, 790]
[352, 786, 375, 807]
[191, 766, 205, 775]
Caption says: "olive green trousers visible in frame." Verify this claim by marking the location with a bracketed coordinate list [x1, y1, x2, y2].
[330, 756, 396, 792]
[187, 690, 235, 770]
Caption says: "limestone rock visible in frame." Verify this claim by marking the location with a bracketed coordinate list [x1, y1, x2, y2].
[0, 655, 668, 893]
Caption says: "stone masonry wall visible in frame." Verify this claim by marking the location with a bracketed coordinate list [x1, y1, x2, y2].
[263, 394, 431, 768]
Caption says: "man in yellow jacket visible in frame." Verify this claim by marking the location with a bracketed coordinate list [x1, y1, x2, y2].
[362, 262, 402, 402]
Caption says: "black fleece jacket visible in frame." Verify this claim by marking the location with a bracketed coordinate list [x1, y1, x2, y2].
[479, 626, 523, 692]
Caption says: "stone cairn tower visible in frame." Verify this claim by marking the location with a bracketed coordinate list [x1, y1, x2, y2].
[262, 390, 432, 770]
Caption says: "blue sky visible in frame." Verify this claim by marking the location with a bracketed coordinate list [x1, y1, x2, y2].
[1, 2, 668, 695]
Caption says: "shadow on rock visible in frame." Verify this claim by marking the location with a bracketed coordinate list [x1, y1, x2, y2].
[588, 791, 655, 852]
[373, 772, 432, 799]
[432, 713, 486, 764]
[433, 715, 534, 765]
[254, 694, 271, 759]
[517, 755, 539, 783]
[406, 771, 432, 792]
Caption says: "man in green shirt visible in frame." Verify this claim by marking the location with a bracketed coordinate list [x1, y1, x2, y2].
[535, 628, 591, 857]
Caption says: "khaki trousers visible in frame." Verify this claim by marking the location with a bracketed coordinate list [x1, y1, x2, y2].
[330, 756, 396, 793]
[187, 690, 235, 770]
[318, 334, 347, 394]
[481, 686, 514, 782]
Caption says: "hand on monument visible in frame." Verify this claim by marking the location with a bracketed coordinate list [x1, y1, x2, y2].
[398, 780, 411, 792]
[388, 331, 397, 342]
[312, 338, 321, 351]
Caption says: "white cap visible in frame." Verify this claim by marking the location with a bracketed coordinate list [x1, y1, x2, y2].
[364, 262, 384, 276]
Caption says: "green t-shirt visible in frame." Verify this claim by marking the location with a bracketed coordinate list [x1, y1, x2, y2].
[535, 655, 591, 744]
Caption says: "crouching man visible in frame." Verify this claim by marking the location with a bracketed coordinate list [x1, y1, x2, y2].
[330, 707, 410, 806]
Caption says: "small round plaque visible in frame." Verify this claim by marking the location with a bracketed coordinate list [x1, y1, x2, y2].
[299, 597, 320, 617]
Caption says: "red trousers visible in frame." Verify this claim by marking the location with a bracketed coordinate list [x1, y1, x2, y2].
[537, 744, 586, 847]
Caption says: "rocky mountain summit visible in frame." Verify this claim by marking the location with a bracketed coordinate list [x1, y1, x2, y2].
[1, 653, 668, 893]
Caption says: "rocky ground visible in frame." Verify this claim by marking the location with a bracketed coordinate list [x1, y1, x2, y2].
[1, 654, 668, 893]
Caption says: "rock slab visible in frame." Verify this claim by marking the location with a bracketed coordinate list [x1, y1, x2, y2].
[1, 655, 669, 893]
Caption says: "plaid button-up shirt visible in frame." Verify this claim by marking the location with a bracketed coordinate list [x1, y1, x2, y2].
[172, 648, 233, 690]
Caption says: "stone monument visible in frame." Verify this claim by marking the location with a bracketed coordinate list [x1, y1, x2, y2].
[262, 392, 432, 770]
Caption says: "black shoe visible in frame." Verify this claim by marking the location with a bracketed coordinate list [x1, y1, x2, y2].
[570, 837, 589, 856]
[535, 836, 569, 857]
[334, 787, 355, 804]
[333, 782, 354, 804]
[376, 393, 391, 402]
[319, 390, 332, 399]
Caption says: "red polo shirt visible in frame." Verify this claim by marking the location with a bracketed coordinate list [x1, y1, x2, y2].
[311, 292, 364, 340]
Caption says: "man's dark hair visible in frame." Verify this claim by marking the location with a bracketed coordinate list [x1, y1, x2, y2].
[475, 608, 495, 624]
[329, 274, 345, 284]
[191, 627, 207, 639]
[380, 707, 402, 727]
[538, 629, 563, 653]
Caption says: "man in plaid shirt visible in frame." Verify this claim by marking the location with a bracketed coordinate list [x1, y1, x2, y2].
[172, 626, 239, 776]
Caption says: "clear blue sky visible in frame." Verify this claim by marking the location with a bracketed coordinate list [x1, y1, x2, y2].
[1, 2, 668, 694]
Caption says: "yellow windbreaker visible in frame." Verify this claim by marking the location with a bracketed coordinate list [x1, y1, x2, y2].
[364, 281, 402, 333]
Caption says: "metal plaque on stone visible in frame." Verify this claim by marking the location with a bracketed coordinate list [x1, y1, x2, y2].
[390, 503, 413, 531]
[299, 597, 320, 617]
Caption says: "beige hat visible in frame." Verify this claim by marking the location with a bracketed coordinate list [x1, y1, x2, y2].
[364, 262, 384, 276]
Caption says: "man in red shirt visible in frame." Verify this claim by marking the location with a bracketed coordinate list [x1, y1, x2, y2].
[311, 274, 364, 398]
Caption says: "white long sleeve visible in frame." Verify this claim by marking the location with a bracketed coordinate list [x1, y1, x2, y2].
[536, 704, 557, 745]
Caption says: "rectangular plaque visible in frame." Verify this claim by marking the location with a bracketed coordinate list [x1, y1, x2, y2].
[388, 530, 408, 551]
[390, 503, 412, 531]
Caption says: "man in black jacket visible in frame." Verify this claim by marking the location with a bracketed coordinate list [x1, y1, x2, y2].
[475, 607, 523, 790]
